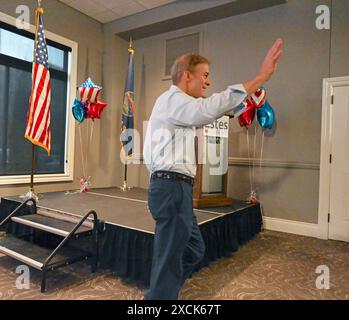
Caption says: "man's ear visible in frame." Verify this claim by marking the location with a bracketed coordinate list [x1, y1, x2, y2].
[183, 70, 191, 82]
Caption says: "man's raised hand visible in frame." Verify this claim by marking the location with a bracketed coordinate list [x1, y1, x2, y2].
[259, 38, 283, 82]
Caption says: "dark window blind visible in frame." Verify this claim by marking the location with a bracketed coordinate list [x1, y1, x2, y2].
[0, 21, 71, 176]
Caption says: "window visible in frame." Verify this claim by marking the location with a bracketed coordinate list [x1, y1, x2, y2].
[0, 13, 77, 185]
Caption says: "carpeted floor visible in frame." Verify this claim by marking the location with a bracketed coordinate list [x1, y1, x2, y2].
[0, 230, 348, 300]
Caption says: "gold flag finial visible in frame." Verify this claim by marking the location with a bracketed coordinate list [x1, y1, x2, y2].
[128, 36, 135, 54]
[37, 0, 43, 13]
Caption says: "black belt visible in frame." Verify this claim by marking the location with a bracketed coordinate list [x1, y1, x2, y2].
[151, 171, 195, 186]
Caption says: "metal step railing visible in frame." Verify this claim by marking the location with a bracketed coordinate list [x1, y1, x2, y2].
[0, 198, 101, 292]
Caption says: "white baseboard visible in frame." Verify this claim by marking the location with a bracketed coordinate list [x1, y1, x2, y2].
[262, 216, 321, 239]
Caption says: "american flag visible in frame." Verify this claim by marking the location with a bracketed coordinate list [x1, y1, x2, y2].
[24, 8, 51, 155]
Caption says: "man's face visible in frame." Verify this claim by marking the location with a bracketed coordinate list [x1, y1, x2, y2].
[186, 63, 211, 98]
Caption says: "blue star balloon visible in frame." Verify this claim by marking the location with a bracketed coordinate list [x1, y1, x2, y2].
[72, 98, 86, 123]
[257, 100, 275, 130]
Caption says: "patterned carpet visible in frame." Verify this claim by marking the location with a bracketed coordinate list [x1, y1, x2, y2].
[0, 230, 348, 300]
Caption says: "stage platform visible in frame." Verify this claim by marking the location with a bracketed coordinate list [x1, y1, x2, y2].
[0, 187, 262, 286]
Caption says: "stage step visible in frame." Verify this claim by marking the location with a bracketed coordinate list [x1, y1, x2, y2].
[0, 198, 99, 292]
[11, 214, 92, 237]
[36, 207, 95, 228]
[0, 235, 92, 270]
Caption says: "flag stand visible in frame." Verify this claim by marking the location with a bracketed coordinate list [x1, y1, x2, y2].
[119, 163, 132, 191]
[20, 144, 39, 201]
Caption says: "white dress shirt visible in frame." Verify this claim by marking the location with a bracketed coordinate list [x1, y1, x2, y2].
[143, 84, 247, 178]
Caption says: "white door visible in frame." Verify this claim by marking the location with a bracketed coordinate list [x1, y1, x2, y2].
[329, 85, 349, 241]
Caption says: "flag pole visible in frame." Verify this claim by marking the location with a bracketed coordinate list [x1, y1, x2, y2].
[119, 37, 134, 192]
[30, 144, 35, 192]
[21, 0, 42, 201]
[30, 0, 43, 198]
[120, 162, 129, 191]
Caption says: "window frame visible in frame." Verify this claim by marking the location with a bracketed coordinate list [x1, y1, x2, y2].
[0, 11, 78, 185]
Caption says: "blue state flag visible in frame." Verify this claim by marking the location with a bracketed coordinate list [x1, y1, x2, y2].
[120, 45, 135, 158]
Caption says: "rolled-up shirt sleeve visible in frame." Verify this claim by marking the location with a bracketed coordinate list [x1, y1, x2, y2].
[166, 84, 247, 127]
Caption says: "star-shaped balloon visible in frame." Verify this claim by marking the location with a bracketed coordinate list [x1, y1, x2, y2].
[78, 77, 102, 104]
[86, 101, 107, 121]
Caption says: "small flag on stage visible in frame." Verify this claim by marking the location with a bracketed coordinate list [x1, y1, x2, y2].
[24, 6, 51, 155]
[120, 40, 135, 158]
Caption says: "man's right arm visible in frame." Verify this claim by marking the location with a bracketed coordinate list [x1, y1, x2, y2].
[166, 85, 247, 127]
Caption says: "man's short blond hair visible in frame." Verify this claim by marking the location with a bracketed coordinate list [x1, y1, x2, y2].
[170, 53, 210, 85]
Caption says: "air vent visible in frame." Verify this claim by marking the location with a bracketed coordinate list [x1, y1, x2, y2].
[165, 33, 200, 76]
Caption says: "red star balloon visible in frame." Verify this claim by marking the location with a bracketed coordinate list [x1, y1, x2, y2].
[86, 101, 107, 120]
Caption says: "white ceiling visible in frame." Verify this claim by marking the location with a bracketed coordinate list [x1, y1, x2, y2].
[58, 0, 177, 23]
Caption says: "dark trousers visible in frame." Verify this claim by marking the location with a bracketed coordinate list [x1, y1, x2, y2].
[145, 179, 205, 300]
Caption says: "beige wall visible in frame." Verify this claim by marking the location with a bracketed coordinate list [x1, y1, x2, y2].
[0, 0, 103, 197]
[121, 0, 348, 224]
[98, 27, 128, 188]
[331, 0, 349, 77]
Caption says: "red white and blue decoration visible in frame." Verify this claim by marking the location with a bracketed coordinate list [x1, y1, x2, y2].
[72, 77, 107, 124]
[78, 77, 101, 104]
[69, 78, 107, 194]
[237, 87, 276, 205]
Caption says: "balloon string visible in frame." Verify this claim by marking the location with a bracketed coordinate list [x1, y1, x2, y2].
[252, 129, 265, 207]
[260, 130, 265, 170]
[78, 125, 86, 178]
[89, 121, 94, 147]
[246, 128, 253, 195]
[252, 124, 257, 192]
[84, 120, 94, 179]
[85, 121, 89, 177]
